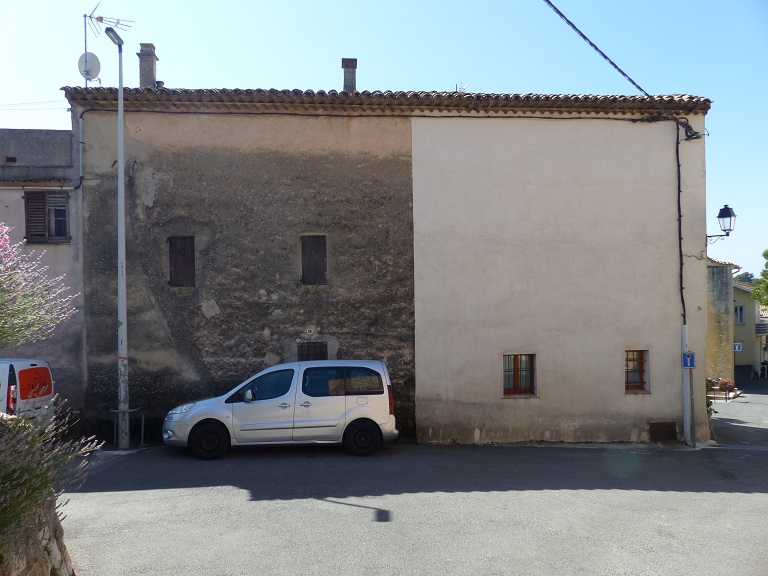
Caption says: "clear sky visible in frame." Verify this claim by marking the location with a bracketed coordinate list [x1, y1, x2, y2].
[2, 0, 766, 274]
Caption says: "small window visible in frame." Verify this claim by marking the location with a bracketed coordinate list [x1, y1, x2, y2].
[302, 367, 345, 397]
[625, 350, 649, 392]
[245, 369, 295, 401]
[503, 354, 536, 396]
[301, 235, 327, 285]
[735, 306, 745, 325]
[168, 236, 195, 287]
[24, 191, 70, 243]
[298, 341, 328, 361]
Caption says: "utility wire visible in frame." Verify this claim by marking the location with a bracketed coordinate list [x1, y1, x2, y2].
[542, 0, 702, 139]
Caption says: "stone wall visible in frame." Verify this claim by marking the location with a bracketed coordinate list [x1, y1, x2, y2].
[79, 113, 416, 436]
[0, 499, 73, 576]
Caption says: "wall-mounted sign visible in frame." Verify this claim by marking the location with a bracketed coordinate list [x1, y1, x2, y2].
[734, 343, 742, 352]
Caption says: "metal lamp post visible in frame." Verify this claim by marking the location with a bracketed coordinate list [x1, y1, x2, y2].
[105, 26, 130, 450]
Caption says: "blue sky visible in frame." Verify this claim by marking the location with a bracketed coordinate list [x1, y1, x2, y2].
[2, 0, 766, 274]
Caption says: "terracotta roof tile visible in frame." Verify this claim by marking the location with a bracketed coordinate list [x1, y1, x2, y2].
[62, 87, 711, 116]
[707, 257, 740, 268]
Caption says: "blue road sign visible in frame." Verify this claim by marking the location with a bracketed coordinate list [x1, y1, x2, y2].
[682, 352, 695, 369]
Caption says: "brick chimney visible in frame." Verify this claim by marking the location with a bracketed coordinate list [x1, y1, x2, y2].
[137, 43, 159, 88]
[341, 58, 357, 92]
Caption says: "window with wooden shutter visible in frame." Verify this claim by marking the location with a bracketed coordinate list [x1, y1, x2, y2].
[168, 236, 195, 287]
[301, 235, 327, 285]
[24, 191, 70, 243]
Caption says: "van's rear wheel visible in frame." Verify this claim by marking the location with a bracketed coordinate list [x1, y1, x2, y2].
[190, 422, 229, 460]
[343, 420, 381, 456]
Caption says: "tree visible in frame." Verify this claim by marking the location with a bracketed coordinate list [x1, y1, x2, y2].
[734, 271, 755, 285]
[0, 224, 77, 348]
[752, 249, 768, 306]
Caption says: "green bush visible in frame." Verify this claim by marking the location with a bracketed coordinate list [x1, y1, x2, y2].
[0, 402, 102, 563]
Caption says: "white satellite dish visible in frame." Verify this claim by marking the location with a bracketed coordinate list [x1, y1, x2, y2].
[78, 52, 101, 80]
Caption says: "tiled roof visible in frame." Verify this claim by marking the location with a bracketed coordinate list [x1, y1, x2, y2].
[62, 87, 711, 116]
[734, 282, 753, 293]
[707, 257, 740, 268]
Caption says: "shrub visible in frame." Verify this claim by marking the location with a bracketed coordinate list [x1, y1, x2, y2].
[0, 402, 102, 563]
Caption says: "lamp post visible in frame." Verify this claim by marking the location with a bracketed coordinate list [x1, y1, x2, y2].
[706, 204, 737, 244]
[105, 26, 130, 450]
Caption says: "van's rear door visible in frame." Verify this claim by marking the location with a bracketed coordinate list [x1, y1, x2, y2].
[15, 362, 54, 419]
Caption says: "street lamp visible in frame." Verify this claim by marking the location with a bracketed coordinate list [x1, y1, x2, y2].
[105, 26, 130, 450]
[706, 204, 736, 244]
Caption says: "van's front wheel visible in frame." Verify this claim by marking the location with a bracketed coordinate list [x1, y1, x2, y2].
[190, 422, 230, 460]
[343, 420, 381, 456]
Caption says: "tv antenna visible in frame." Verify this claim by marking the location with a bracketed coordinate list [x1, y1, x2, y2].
[81, 2, 134, 87]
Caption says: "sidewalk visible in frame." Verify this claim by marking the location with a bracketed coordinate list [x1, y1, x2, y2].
[709, 365, 768, 447]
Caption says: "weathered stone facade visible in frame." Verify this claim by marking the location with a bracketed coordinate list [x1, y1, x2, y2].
[69, 106, 416, 435]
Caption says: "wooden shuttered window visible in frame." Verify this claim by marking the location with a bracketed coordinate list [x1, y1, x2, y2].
[24, 191, 70, 243]
[168, 236, 195, 287]
[301, 235, 327, 285]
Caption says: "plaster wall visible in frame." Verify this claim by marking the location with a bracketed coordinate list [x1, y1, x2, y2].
[734, 287, 761, 368]
[76, 110, 415, 432]
[0, 133, 85, 409]
[413, 115, 709, 444]
[706, 265, 734, 381]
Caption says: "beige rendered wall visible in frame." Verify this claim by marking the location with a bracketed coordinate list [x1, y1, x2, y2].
[413, 114, 708, 444]
[733, 287, 760, 368]
[0, 187, 86, 408]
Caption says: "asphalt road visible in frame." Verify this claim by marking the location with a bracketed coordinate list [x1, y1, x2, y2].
[710, 371, 768, 446]
[62, 442, 768, 576]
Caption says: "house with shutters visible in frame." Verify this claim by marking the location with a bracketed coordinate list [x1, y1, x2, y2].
[0, 128, 86, 408]
[57, 50, 712, 444]
[733, 282, 768, 373]
[2, 47, 715, 444]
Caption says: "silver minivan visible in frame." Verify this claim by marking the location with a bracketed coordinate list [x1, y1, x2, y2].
[163, 360, 398, 459]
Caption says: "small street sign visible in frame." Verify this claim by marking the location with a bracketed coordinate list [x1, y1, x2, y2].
[734, 343, 742, 352]
[682, 352, 695, 369]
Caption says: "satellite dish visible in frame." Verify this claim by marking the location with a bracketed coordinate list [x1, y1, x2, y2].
[78, 52, 101, 80]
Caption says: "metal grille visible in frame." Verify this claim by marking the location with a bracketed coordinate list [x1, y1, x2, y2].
[298, 341, 328, 361]
[168, 236, 195, 287]
[503, 354, 535, 396]
[625, 350, 647, 389]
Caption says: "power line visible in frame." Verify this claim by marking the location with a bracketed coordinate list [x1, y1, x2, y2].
[541, 0, 702, 140]
[0, 100, 65, 108]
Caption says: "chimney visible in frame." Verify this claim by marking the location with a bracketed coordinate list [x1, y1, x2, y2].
[137, 43, 159, 88]
[341, 58, 357, 92]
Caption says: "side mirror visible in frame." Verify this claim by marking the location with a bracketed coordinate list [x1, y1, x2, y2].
[243, 389, 254, 402]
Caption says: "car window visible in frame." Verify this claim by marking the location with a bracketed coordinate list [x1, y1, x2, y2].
[302, 367, 345, 397]
[346, 367, 384, 395]
[247, 369, 294, 401]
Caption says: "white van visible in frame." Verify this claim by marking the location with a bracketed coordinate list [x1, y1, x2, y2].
[163, 360, 399, 459]
[0, 359, 56, 421]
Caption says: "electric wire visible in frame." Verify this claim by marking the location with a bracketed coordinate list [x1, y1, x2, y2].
[541, 0, 702, 140]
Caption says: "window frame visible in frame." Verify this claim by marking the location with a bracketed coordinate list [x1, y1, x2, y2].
[297, 341, 328, 361]
[24, 191, 70, 244]
[301, 235, 327, 285]
[502, 353, 536, 397]
[168, 236, 195, 287]
[735, 305, 745, 325]
[625, 350, 649, 393]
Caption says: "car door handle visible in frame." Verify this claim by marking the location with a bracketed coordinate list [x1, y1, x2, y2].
[300, 401, 312, 408]
[278, 403, 292, 409]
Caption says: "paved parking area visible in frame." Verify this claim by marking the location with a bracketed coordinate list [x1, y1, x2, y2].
[63, 443, 768, 576]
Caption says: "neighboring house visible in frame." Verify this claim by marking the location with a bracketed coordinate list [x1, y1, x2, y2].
[0, 128, 86, 408]
[733, 282, 768, 372]
[706, 258, 739, 381]
[56, 50, 712, 444]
